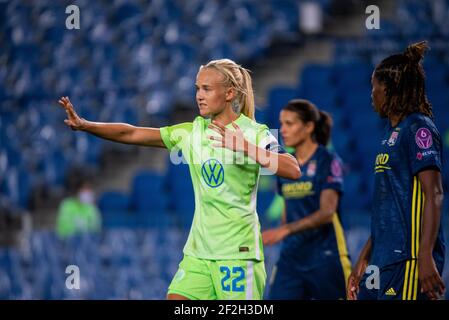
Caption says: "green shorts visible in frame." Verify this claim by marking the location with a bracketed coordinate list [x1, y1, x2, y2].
[168, 255, 266, 300]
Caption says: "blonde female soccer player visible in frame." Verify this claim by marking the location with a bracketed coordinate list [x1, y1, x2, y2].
[58, 59, 300, 300]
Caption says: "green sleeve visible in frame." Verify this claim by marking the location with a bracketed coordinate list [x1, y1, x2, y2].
[256, 124, 269, 147]
[160, 122, 193, 151]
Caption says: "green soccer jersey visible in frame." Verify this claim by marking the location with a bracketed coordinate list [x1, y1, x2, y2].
[160, 114, 281, 261]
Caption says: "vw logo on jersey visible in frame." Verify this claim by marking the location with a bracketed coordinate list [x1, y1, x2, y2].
[201, 158, 224, 188]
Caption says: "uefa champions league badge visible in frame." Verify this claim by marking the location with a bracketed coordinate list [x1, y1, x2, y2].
[307, 160, 317, 177]
[331, 159, 342, 178]
[387, 131, 399, 146]
[328, 159, 343, 183]
[415, 128, 433, 149]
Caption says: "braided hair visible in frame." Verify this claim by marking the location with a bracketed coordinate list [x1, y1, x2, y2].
[373, 41, 433, 121]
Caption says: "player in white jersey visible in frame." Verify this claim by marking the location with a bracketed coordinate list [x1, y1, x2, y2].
[58, 59, 300, 300]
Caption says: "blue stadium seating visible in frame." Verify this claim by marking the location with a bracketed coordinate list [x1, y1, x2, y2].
[98, 191, 130, 213]
[266, 86, 299, 128]
[1, 0, 308, 214]
[130, 170, 168, 212]
[2, 0, 449, 300]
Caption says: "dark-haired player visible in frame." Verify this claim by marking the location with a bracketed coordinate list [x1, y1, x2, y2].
[348, 41, 446, 300]
[263, 99, 351, 300]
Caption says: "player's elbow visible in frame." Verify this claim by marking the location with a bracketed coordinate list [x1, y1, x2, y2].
[284, 155, 301, 180]
[434, 189, 444, 208]
[321, 210, 334, 224]
[284, 163, 301, 180]
[291, 165, 301, 180]
[426, 186, 444, 209]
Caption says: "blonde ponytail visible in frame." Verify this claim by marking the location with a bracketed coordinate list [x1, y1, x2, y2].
[239, 67, 255, 120]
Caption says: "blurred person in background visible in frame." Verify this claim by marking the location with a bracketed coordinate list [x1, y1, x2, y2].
[56, 175, 101, 239]
[347, 41, 446, 300]
[263, 99, 351, 300]
[57, 58, 300, 300]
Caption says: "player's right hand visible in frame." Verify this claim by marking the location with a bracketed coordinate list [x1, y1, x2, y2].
[58, 96, 86, 130]
[419, 254, 446, 300]
[262, 226, 290, 246]
[347, 272, 360, 300]
[346, 260, 368, 300]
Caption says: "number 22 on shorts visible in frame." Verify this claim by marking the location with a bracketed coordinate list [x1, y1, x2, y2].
[220, 266, 245, 292]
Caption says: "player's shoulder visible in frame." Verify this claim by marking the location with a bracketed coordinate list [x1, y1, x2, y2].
[316, 146, 344, 181]
[190, 116, 208, 131]
[240, 114, 269, 131]
[193, 116, 207, 125]
[405, 113, 440, 136]
[238, 115, 272, 145]
[404, 113, 441, 148]
[317, 145, 340, 163]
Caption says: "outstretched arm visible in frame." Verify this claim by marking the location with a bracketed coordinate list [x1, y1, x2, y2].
[58, 96, 165, 148]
